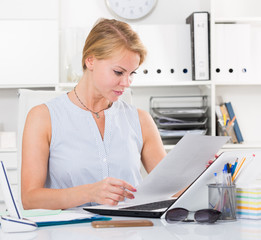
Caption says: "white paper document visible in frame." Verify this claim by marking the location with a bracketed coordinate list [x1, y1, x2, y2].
[24, 209, 94, 223]
[128, 134, 229, 204]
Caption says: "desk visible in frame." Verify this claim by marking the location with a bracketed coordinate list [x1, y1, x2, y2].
[1, 217, 261, 240]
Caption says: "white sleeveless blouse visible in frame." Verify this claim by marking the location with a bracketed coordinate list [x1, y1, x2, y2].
[44, 94, 143, 206]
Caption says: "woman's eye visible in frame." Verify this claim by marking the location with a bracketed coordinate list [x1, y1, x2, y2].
[114, 70, 123, 76]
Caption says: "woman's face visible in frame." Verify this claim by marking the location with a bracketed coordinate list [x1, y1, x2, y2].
[89, 49, 140, 102]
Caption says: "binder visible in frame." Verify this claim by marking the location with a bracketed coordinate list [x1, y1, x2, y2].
[186, 12, 210, 81]
[225, 102, 244, 143]
[214, 24, 251, 83]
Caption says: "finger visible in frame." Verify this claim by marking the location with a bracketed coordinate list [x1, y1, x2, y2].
[107, 192, 125, 203]
[108, 178, 137, 192]
[102, 198, 118, 206]
[122, 182, 137, 192]
[123, 190, 135, 200]
[110, 185, 135, 200]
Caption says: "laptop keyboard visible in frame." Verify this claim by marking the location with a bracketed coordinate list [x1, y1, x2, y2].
[122, 199, 176, 211]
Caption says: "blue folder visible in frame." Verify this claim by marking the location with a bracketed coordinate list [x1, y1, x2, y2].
[35, 215, 111, 227]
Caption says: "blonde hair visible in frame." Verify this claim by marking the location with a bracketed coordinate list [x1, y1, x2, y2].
[82, 18, 147, 70]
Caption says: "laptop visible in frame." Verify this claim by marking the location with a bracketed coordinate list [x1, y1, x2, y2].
[84, 134, 230, 219]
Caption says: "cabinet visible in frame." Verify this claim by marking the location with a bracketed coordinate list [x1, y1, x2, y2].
[0, 0, 59, 125]
[0, 0, 59, 87]
[0, 0, 59, 210]
[210, 0, 261, 150]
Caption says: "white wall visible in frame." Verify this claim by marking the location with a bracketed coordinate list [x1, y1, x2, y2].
[60, 0, 210, 29]
[0, 0, 210, 131]
[59, 0, 210, 112]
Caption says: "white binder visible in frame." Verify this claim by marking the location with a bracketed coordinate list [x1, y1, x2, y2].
[133, 24, 192, 86]
[214, 24, 251, 83]
[186, 12, 210, 81]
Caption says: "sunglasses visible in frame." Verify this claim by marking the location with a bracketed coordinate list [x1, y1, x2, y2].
[165, 208, 221, 223]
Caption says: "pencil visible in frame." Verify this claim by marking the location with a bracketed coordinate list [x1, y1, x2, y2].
[231, 158, 238, 176]
[232, 156, 246, 182]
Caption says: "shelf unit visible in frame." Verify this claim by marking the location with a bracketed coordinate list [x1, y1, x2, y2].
[209, 0, 261, 150]
[0, 0, 260, 210]
[1, 0, 260, 151]
[0, 0, 261, 169]
[0, 0, 59, 210]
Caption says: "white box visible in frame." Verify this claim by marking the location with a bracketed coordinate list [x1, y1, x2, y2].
[0, 132, 16, 149]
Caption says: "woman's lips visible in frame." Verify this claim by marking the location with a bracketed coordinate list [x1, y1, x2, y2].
[113, 90, 123, 96]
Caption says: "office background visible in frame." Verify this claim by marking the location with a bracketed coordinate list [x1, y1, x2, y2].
[0, 0, 261, 210]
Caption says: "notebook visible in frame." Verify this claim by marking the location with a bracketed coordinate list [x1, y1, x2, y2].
[84, 134, 230, 218]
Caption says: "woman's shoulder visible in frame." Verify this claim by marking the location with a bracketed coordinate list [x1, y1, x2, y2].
[116, 100, 152, 124]
[27, 92, 67, 121]
[117, 99, 139, 113]
[45, 93, 67, 107]
[26, 104, 50, 124]
[137, 108, 154, 126]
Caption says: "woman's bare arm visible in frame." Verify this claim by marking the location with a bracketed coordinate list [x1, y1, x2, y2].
[21, 105, 136, 210]
[138, 109, 166, 174]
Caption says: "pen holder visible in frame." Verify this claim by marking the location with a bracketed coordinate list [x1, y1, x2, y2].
[208, 184, 236, 221]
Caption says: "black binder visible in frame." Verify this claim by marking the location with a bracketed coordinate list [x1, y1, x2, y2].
[186, 12, 210, 81]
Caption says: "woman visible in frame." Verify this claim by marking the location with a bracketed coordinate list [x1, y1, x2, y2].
[21, 18, 166, 210]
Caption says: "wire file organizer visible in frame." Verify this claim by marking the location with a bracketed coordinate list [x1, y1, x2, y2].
[150, 96, 208, 144]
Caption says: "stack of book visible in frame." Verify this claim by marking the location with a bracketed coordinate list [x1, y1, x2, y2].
[236, 186, 261, 219]
[215, 102, 244, 143]
[150, 96, 208, 144]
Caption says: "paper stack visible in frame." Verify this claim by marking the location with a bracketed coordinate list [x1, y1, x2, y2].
[236, 186, 261, 219]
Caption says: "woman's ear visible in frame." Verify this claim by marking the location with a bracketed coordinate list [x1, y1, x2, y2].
[84, 56, 95, 70]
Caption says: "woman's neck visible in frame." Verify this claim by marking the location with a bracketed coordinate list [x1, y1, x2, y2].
[74, 75, 110, 112]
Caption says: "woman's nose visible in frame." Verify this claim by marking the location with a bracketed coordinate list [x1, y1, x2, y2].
[120, 76, 132, 87]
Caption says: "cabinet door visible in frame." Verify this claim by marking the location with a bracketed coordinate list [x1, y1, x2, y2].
[0, 0, 58, 19]
[0, 20, 58, 85]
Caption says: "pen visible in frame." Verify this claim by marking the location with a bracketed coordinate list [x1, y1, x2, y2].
[214, 172, 219, 185]
[231, 158, 238, 176]
[226, 119, 229, 126]
[226, 163, 232, 186]
[222, 165, 228, 186]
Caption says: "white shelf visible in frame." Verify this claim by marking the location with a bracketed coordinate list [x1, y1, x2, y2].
[0, 84, 57, 89]
[223, 142, 261, 150]
[214, 82, 261, 86]
[57, 82, 77, 89]
[132, 81, 212, 87]
[215, 17, 261, 24]
[60, 80, 261, 88]
[58, 81, 212, 88]
[0, 148, 17, 153]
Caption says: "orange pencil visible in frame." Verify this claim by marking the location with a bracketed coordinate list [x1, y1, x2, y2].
[232, 156, 246, 182]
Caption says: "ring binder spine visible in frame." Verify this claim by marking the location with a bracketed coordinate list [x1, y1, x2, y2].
[186, 12, 210, 81]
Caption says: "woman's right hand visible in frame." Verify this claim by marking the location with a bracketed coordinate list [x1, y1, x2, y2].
[89, 177, 137, 206]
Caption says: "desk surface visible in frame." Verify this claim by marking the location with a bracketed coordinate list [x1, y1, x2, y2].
[1, 216, 261, 240]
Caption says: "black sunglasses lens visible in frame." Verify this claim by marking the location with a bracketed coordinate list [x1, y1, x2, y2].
[194, 209, 221, 223]
[165, 208, 188, 222]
